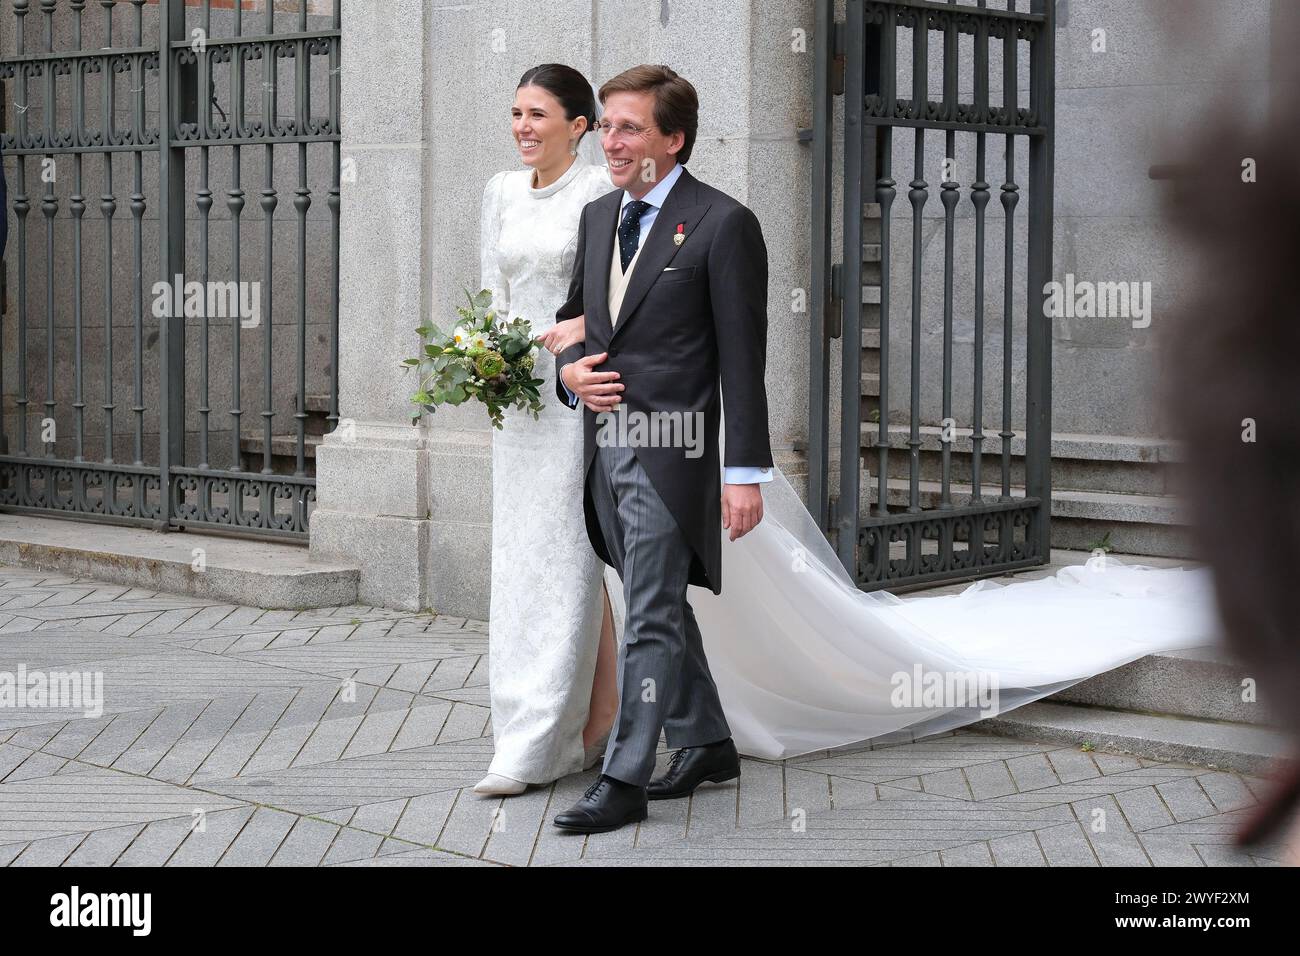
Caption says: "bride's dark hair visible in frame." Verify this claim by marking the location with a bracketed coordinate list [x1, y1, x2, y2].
[517, 64, 597, 141]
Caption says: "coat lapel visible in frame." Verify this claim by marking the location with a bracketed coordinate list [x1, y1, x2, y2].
[588, 190, 621, 335]
[612, 167, 711, 338]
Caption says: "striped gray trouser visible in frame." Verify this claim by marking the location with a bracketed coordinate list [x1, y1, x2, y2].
[589, 441, 731, 786]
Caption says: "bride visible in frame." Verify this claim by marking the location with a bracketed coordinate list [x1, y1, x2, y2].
[476, 64, 1219, 793]
[475, 65, 620, 795]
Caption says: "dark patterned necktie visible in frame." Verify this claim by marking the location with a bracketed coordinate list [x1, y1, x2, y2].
[618, 200, 652, 272]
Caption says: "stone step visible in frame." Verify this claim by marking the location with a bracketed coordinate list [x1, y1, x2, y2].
[863, 475, 1185, 527]
[0, 512, 359, 609]
[862, 478, 1189, 556]
[858, 423, 1177, 497]
[974, 700, 1291, 774]
[301, 393, 333, 414]
[860, 423, 1180, 465]
[1054, 646, 1273, 726]
[240, 431, 324, 459]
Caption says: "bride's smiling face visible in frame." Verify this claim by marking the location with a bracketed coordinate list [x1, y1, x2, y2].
[511, 86, 583, 172]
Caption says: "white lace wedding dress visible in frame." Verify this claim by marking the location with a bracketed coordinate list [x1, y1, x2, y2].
[480, 152, 619, 784]
[481, 153, 1222, 773]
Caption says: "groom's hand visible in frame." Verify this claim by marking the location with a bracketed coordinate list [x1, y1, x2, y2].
[561, 353, 624, 413]
[722, 483, 764, 541]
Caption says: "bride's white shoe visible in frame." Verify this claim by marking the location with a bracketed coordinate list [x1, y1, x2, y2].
[473, 773, 527, 796]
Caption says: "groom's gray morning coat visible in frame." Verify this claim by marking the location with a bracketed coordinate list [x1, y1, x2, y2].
[555, 165, 773, 594]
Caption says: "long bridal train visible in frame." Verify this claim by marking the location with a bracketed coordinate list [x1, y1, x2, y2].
[605, 462, 1220, 761]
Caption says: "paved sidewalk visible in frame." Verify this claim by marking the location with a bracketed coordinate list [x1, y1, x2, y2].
[0, 563, 1289, 867]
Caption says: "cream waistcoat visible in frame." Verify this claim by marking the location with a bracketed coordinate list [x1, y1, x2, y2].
[609, 223, 647, 328]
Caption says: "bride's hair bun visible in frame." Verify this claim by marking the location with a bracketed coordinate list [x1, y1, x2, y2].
[517, 64, 598, 139]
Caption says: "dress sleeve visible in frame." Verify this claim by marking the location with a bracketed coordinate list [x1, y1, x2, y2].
[480, 171, 510, 318]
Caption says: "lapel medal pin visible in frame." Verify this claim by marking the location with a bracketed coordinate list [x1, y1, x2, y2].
[674, 222, 686, 246]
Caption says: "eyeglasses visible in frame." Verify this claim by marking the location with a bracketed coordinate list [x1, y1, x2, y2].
[592, 120, 658, 139]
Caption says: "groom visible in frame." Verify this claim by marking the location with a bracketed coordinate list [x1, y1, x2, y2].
[552, 65, 773, 833]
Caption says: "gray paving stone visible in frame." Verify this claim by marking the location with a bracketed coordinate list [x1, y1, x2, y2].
[783, 767, 833, 818]
[686, 775, 741, 836]
[10, 832, 86, 866]
[0, 766, 245, 844]
[389, 791, 458, 847]
[1155, 776, 1218, 822]
[963, 759, 1018, 801]
[1045, 747, 1104, 783]
[78, 709, 163, 765]
[314, 808, 354, 825]
[1005, 753, 1063, 792]
[268, 816, 340, 866]
[329, 847, 499, 867]
[5, 750, 70, 781]
[940, 841, 995, 866]
[217, 807, 298, 866]
[349, 798, 408, 837]
[340, 707, 410, 759]
[920, 768, 974, 801]
[8, 723, 67, 752]
[988, 830, 1048, 866]
[529, 774, 596, 866]
[321, 825, 385, 865]
[1093, 753, 1145, 774]
[110, 700, 211, 776]
[1197, 843, 1256, 867]
[190, 689, 298, 780]
[389, 699, 453, 752]
[0, 842, 25, 865]
[0, 564, 1267, 868]
[1138, 833, 1206, 867]
[480, 785, 552, 866]
[422, 655, 479, 692]
[434, 789, 500, 859]
[114, 817, 199, 866]
[197, 738, 493, 814]
[1072, 795, 1152, 866]
[436, 701, 491, 742]
[63, 824, 147, 866]
[1036, 822, 1100, 866]
[167, 806, 256, 866]
[0, 744, 36, 780]
[148, 694, 258, 784]
[891, 850, 943, 866]
[1196, 771, 1258, 814]
[39, 716, 113, 759]
[737, 759, 785, 827]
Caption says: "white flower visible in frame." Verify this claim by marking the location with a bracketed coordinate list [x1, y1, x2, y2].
[468, 331, 489, 350]
[451, 325, 474, 348]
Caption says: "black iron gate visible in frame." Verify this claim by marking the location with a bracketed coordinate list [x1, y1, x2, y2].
[807, 0, 1054, 590]
[0, 0, 341, 540]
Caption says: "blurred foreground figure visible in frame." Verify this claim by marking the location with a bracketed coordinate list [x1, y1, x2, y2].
[1163, 63, 1300, 858]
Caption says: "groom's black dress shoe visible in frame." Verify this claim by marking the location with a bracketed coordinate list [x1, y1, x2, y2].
[647, 738, 741, 800]
[552, 774, 648, 833]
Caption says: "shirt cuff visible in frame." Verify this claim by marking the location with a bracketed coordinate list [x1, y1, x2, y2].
[724, 466, 774, 485]
[558, 363, 580, 408]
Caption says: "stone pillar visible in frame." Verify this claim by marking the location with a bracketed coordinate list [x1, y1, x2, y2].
[310, 0, 437, 612]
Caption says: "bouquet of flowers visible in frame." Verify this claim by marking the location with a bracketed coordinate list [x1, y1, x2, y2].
[404, 289, 544, 429]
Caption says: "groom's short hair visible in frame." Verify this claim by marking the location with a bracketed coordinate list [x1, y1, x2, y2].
[599, 65, 699, 165]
